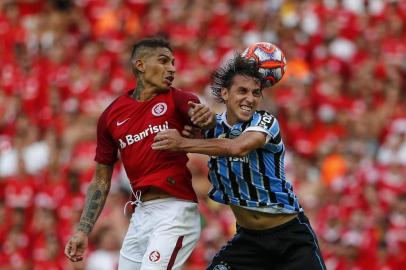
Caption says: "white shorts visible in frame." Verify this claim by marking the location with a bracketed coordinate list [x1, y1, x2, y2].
[119, 198, 201, 270]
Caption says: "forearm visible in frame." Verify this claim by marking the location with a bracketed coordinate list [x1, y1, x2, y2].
[180, 137, 245, 157]
[77, 163, 112, 235]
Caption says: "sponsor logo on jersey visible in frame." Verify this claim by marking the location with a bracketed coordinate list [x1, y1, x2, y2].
[258, 114, 273, 129]
[229, 128, 241, 138]
[119, 121, 169, 149]
[116, 118, 130, 126]
[148, 250, 161, 262]
[152, 102, 167, 116]
[228, 156, 249, 163]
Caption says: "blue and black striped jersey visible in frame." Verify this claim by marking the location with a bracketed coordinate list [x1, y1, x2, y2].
[204, 111, 302, 214]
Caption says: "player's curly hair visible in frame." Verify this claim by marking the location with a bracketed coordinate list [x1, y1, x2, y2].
[211, 54, 264, 103]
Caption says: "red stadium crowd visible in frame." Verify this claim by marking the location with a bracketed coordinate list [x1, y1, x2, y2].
[0, 0, 405, 269]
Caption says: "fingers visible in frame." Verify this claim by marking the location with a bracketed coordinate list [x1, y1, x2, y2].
[153, 129, 173, 142]
[191, 108, 212, 126]
[153, 133, 164, 142]
[188, 101, 198, 109]
[151, 140, 167, 150]
[151, 139, 175, 150]
[65, 240, 83, 262]
[181, 129, 193, 138]
[182, 125, 201, 138]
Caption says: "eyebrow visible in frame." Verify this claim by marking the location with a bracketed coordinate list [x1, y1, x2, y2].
[238, 87, 261, 92]
[157, 54, 173, 59]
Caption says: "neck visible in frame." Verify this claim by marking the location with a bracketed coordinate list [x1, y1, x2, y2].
[225, 112, 237, 126]
[132, 81, 161, 101]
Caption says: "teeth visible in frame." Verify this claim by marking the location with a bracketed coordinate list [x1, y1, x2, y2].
[241, 105, 251, 112]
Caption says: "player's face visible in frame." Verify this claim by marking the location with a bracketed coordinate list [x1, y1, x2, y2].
[142, 47, 175, 91]
[221, 75, 262, 125]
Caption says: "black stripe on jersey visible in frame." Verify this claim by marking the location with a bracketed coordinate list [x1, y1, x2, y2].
[282, 179, 295, 206]
[221, 122, 231, 136]
[272, 132, 281, 145]
[208, 188, 215, 198]
[274, 148, 282, 179]
[206, 127, 215, 139]
[227, 159, 247, 206]
[258, 150, 277, 203]
[241, 121, 250, 131]
[274, 148, 294, 205]
[242, 162, 258, 202]
[210, 158, 230, 204]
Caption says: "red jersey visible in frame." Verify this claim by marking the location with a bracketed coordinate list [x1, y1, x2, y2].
[95, 88, 199, 201]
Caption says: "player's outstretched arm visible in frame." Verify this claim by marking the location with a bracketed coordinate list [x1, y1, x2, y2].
[152, 129, 266, 157]
[188, 101, 216, 130]
[64, 163, 113, 262]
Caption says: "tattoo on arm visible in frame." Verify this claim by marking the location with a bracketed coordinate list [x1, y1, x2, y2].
[77, 164, 113, 235]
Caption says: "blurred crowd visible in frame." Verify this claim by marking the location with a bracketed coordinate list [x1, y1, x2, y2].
[0, 0, 405, 269]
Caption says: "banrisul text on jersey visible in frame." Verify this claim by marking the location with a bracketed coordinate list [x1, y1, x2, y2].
[119, 121, 169, 149]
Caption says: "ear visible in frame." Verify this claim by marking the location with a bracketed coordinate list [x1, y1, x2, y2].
[133, 58, 145, 73]
[220, 87, 228, 102]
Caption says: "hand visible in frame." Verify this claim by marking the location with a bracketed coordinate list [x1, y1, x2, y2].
[181, 125, 202, 139]
[152, 129, 183, 151]
[189, 101, 215, 129]
[65, 231, 88, 262]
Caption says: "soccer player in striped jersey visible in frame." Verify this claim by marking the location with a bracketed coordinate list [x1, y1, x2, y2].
[152, 55, 326, 270]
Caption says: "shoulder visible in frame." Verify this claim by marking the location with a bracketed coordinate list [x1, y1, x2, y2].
[254, 110, 276, 119]
[248, 110, 279, 133]
[98, 94, 126, 125]
[171, 87, 200, 102]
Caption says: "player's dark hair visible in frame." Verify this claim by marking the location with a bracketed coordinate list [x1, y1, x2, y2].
[211, 54, 264, 103]
[131, 37, 172, 60]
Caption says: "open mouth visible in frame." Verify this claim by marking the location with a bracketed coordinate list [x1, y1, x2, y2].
[165, 76, 174, 84]
[240, 105, 252, 112]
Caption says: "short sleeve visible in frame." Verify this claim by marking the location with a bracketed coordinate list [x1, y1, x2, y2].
[172, 88, 200, 125]
[173, 88, 200, 115]
[94, 109, 118, 165]
[244, 111, 281, 144]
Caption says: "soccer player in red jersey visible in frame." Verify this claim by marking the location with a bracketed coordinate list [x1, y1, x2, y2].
[64, 37, 215, 270]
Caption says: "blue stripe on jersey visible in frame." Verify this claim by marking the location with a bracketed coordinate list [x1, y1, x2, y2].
[248, 151, 269, 205]
[205, 111, 302, 214]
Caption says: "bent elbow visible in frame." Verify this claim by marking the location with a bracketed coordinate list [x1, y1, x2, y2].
[229, 145, 250, 157]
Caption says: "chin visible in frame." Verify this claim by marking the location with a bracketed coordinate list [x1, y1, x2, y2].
[238, 114, 252, 122]
[157, 86, 170, 91]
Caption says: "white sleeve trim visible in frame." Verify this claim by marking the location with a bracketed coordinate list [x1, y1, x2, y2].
[243, 126, 272, 144]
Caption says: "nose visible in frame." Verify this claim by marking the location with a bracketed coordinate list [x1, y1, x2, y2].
[168, 62, 176, 73]
[245, 92, 255, 103]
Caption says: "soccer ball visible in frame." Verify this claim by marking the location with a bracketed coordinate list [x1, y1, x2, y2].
[241, 42, 287, 87]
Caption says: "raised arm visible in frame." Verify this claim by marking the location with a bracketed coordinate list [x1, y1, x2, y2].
[64, 163, 113, 262]
[152, 129, 266, 157]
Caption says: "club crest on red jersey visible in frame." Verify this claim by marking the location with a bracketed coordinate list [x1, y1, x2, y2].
[152, 103, 167, 116]
[148, 250, 161, 262]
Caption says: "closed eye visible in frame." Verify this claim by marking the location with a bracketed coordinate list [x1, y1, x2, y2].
[237, 87, 248, 94]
